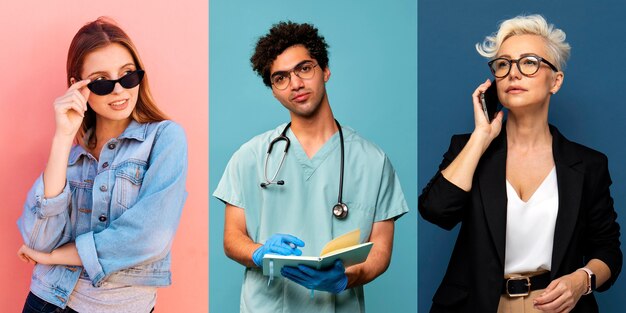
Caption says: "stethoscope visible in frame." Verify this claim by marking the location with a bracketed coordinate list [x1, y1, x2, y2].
[260, 119, 348, 220]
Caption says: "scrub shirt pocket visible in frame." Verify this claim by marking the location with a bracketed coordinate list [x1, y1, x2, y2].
[113, 160, 147, 215]
[332, 201, 375, 241]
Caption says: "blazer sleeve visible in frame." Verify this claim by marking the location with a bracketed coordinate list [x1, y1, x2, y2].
[583, 154, 622, 291]
[418, 134, 472, 230]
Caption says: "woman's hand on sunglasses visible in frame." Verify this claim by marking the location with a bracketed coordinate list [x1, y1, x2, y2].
[53, 79, 91, 138]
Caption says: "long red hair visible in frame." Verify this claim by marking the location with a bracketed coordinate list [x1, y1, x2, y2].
[66, 17, 167, 147]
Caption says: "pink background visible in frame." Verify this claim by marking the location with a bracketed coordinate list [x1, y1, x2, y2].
[0, 2, 208, 312]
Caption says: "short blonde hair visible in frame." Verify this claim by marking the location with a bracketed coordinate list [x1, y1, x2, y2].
[476, 14, 570, 71]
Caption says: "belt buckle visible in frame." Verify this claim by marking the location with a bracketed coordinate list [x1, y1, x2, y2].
[506, 276, 531, 297]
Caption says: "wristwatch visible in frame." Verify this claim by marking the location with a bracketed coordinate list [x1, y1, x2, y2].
[578, 267, 596, 295]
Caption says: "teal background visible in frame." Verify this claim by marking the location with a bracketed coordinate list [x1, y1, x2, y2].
[209, 1, 417, 312]
[419, 1, 626, 312]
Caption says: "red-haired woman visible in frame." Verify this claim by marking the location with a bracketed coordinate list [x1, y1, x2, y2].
[17, 17, 187, 313]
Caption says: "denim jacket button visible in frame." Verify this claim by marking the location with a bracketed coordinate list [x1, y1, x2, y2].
[108, 143, 116, 150]
[102, 162, 109, 169]
[100, 185, 108, 192]
[99, 214, 107, 222]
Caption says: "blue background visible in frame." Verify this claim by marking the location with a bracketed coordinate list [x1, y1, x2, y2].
[210, 1, 417, 312]
[419, 1, 626, 312]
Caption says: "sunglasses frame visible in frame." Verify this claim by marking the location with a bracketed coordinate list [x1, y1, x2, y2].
[86, 69, 145, 96]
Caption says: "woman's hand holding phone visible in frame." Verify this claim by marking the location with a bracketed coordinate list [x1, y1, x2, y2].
[53, 79, 90, 138]
[440, 79, 505, 191]
[472, 79, 504, 150]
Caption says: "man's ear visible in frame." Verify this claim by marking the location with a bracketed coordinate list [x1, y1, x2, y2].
[323, 67, 331, 82]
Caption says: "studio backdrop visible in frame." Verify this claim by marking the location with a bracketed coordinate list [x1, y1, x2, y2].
[209, 0, 417, 312]
[418, 1, 626, 312]
[0, 2, 208, 312]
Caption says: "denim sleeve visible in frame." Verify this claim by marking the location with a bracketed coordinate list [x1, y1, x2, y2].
[75, 122, 189, 287]
[17, 174, 73, 252]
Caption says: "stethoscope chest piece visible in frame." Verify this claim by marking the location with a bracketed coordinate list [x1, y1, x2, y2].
[332, 203, 348, 219]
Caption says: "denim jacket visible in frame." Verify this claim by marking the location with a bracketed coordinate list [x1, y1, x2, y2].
[17, 120, 188, 308]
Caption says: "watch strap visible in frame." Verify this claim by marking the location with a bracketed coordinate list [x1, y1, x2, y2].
[577, 267, 595, 295]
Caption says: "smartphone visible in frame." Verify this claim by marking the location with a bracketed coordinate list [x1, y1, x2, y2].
[480, 81, 502, 122]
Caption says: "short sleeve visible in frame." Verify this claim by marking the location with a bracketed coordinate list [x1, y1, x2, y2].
[214, 147, 251, 210]
[374, 155, 409, 222]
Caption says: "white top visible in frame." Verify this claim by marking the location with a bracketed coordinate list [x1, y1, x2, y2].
[67, 277, 156, 313]
[504, 167, 559, 275]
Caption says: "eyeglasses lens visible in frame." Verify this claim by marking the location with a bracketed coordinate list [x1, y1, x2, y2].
[271, 62, 316, 90]
[491, 59, 510, 78]
[518, 57, 540, 75]
[490, 57, 541, 78]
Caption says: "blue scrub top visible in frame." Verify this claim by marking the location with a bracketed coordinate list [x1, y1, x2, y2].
[214, 123, 409, 313]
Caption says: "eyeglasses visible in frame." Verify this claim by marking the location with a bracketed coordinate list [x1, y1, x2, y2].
[270, 61, 318, 90]
[86, 70, 145, 96]
[488, 55, 558, 78]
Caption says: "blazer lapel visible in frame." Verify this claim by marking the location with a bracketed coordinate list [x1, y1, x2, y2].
[550, 126, 584, 277]
[478, 128, 508, 266]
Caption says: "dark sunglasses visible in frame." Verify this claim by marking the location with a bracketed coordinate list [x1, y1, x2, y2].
[86, 70, 145, 96]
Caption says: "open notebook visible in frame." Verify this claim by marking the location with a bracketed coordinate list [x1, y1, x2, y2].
[262, 229, 373, 277]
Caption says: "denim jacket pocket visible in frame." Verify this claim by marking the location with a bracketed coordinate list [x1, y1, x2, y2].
[32, 264, 56, 286]
[69, 182, 93, 237]
[113, 160, 147, 211]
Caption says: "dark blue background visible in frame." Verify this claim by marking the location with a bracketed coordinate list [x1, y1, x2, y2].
[418, 1, 626, 312]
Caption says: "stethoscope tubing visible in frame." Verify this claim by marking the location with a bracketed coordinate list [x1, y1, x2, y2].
[261, 126, 291, 188]
[260, 119, 348, 219]
[336, 120, 345, 205]
[262, 140, 288, 187]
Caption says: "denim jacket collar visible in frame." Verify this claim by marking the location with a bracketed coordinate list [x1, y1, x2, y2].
[119, 120, 149, 141]
[68, 120, 149, 166]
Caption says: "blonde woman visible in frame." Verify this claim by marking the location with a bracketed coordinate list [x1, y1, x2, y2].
[419, 15, 621, 313]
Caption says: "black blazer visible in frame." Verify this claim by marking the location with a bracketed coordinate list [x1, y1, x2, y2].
[419, 124, 622, 313]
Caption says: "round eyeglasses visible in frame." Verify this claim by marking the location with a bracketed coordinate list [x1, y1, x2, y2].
[270, 61, 318, 90]
[488, 55, 558, 78]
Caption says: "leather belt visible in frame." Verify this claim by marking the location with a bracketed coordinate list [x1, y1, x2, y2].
[502, 271, 551, 297]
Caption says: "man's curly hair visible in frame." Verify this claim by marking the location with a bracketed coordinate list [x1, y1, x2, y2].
[251, 21, 329, 88]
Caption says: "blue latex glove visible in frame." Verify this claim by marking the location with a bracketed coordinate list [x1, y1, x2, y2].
[252, 234, 305, 267]
[281, 259, 348, 294]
